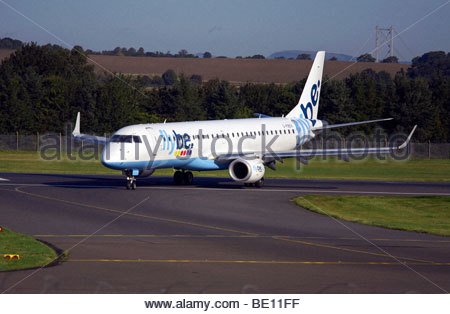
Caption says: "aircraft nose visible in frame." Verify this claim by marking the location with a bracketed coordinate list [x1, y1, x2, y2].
[101, 145, 113, 168]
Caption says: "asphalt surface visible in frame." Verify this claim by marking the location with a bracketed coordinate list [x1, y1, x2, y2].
[0, 172, 449, 293]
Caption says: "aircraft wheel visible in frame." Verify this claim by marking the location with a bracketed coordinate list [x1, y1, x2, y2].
[173, 171, 183, 185]
[254, 178, 264, 188]
[183, 171, 194, 185]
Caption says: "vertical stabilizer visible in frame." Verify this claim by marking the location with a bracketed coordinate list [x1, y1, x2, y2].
[286, 51, 325, 120]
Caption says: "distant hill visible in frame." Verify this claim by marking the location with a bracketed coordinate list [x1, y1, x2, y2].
[269, 50, 354, 61]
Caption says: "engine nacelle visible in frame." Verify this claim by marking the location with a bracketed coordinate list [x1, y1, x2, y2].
[137, 169, 155, 178]
[228, 159, 265, 183]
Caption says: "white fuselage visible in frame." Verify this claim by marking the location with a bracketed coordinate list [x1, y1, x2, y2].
[101, 117, 319, 172]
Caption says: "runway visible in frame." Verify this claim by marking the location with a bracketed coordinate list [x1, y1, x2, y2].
[1, 172, 449, 293]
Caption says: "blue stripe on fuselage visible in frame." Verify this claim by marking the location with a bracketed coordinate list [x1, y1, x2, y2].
[102, 157, 230, 171]
[299, 119, 308, 144]
[292, 120, 302, 147]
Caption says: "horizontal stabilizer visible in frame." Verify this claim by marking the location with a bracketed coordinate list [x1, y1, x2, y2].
[253, 113, 273, 118]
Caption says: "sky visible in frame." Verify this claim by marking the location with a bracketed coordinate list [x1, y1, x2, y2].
[0, 0, 449, 61]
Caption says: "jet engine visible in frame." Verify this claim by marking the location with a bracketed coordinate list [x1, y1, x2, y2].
[228, 158, 265, 183]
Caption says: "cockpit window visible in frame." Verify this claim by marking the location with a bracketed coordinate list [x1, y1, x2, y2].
[110, 135, 133, 143]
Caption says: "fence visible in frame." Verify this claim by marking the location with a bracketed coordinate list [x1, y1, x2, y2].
[0, 133, 104, 154]
[0, 133, 449, 159]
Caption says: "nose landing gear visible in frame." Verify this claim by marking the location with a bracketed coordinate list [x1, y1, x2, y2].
[124, 170, 136, 190]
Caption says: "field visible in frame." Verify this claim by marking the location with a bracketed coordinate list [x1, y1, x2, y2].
[0, 49, 408, 84]
[87, 54, 408, 83]
[294, 195, 450, 237]
[0, 227, 60, 272]
[0, 151, 449, 182]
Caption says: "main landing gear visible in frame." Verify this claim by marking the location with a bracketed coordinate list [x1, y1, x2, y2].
[173, 170, 194, 185]
[124, 170, 136, 190]
[244, 178, 264, 188]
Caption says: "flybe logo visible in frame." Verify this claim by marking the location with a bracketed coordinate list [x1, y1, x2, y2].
[253, 165, 264, 173]
[159, 130, 194, 156]
[299, 80, 320, 126]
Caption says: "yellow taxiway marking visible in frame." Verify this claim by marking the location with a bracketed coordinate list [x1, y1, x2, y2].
[34, 234, 266, 239]
[66, 259, 450, 266]
[33, 234, 450, 243]
[14, 187, 442, 264]
[273, 237, 437, 264]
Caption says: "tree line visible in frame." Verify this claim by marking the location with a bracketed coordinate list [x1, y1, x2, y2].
[0, 43, 448, 142]
[1, 37, 401, 62]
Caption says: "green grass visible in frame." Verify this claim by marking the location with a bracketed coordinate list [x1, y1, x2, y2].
[0, 227, 60, 271]
[293, 195, 450, 237]
[0, 150, 449, 182]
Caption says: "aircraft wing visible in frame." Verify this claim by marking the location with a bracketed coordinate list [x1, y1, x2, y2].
[72, 112, 109, 145]
[314, 118, 393, 130]
[216, 125, 416, 162]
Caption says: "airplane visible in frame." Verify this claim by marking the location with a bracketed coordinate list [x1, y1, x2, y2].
[72, 51, 416, 190]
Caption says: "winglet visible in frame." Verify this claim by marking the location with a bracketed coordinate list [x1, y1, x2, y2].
[398, 125, 417, 149]
[72, 112, 80, 136]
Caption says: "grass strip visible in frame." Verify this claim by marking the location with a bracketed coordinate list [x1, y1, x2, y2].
[293, 195, 450, 237]
[0, 227, 60, 272]
[0, 150, 449, 182]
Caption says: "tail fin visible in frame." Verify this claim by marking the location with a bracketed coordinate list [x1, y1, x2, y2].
[286, 51, 325, 120]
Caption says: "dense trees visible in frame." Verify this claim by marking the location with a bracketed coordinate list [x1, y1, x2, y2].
[382, 56, 399, 63]
[0, 37, 23, 49]
[296, 53, 311, 60]
[0, 44, 449, 142]
[162, 69, 177, 86]
[357, 53, 376, 62]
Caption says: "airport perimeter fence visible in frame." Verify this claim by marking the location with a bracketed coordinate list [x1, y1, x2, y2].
[0, 133, 449, 159]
